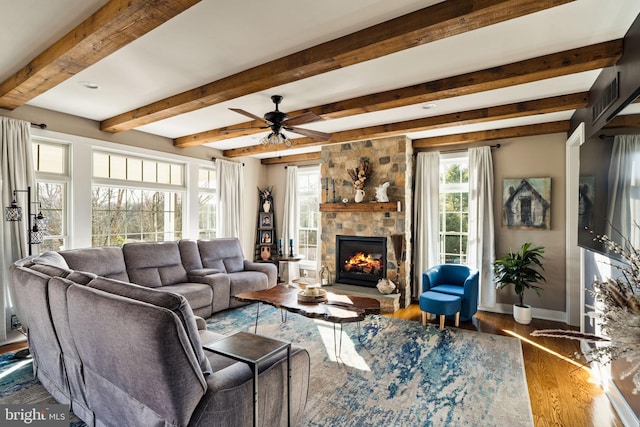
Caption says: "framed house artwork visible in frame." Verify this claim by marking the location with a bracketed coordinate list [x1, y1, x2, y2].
[260, 212, 273, 228]
[503, 177, 551, 230]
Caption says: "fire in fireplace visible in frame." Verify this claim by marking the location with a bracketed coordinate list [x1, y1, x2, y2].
[336, 235, 386, 287]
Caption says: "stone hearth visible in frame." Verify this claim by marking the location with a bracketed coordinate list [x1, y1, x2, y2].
[320, 136, 413, 309]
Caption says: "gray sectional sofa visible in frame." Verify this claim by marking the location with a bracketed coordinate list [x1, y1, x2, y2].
[9, 238, 310, 426]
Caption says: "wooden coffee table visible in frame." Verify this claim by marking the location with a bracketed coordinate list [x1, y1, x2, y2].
[235, 285, 380, 356]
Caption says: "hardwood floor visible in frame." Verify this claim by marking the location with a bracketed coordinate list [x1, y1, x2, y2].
[386, 304, 624, 427]
[1, 306, 624, 426]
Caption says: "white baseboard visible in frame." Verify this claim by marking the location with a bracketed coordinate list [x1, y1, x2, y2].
[606, 380, 640, 427]
[480, 303, 567, 323]
[579, 342, 639, 427]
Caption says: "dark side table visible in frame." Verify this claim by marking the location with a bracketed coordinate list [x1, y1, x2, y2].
[203, 332, 291, 427]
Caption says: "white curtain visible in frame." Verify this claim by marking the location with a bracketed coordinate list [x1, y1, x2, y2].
[413, 152, 440, 297]
[468, 146, 496, 308]
[1, 117, 34, 342]
[607, 134, 640, 247]
[282, 166, 298, 257]
[216, 159, 244, 240]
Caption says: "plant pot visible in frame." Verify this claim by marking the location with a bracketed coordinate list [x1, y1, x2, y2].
[513, 304, 532, 324]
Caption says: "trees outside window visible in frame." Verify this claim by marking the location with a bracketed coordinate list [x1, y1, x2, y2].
[33, 138, 69, 251]
[91, 151, 184, 246]
[439, 154, 469, 264]
[198, 167, 216, 239]
[297, 166, 320, 267]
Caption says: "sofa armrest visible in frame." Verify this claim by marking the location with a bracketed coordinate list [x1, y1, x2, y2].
[188, 268, 222, 281]
[194, 316, 207, 331]
[422, 268, 439, 293]
[243, 261, 277, 287]
[192, 273, 232, 313]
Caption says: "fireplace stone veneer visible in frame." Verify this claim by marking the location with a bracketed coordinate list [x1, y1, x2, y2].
[320, 136, 413, 308]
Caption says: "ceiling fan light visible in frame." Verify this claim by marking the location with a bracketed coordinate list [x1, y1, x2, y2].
[260, 132, 275, 146]
[283, 133, 292, 147]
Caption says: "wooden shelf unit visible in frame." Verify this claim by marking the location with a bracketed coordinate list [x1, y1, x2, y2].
[319, 201, 400, 213]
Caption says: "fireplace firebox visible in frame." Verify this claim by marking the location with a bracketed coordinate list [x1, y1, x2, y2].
[336, 235, 386, 287]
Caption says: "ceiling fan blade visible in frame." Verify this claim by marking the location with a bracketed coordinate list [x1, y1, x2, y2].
[286, 126, 332, 140]
[229, 108, 270, 124]
[283, 111, 323, 126]
[220, 126, 268, 133]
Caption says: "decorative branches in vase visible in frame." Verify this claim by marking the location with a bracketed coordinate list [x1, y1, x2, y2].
[347, 160, 370, 203]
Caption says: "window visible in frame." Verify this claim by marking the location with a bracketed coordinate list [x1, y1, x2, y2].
[297, 166, 320, 267]
[91, 151, 184, 246]
[33, 139, 69, 251]
[198, 167, 216, 239]
[439, 154, 469, 264]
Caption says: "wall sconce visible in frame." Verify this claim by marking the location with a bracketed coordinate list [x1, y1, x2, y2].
[4, 186, 47, 255]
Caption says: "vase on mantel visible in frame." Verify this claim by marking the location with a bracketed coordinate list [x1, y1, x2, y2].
[354, 189, 365, 203]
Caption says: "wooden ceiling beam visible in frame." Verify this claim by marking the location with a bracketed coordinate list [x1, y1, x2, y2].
[223, 92, 588, 157]
[175, 39, 620, 148]
[412, 121, 571, 149]
[260, 152, 322, 165]
[603, 113, 640, 129]
[0, 0, 201, 110]
[102, 0, 574, 133]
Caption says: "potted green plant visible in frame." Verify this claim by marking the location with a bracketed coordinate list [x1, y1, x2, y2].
[493, 242, 546, 324]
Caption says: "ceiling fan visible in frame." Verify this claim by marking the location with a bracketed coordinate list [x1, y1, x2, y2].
[230, 95, 332, 147]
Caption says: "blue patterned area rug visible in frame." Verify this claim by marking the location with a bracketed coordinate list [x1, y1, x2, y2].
[0, 305, 533, 426]
[208, 305, 534, 427]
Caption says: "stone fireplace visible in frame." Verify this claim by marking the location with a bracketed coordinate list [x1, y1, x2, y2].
[320, 136, 413, 308]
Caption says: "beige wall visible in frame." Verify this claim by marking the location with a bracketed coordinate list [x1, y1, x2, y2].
[492, 133, 567, 312]
[1, 105, 221, 161]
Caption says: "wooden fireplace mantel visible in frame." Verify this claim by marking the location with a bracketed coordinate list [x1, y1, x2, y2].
[319, 201, 401, 213]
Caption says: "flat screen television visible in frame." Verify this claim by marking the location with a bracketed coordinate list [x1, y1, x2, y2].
[577, 99, 640, 257]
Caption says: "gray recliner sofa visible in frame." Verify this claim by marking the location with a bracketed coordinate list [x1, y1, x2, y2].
[55, 238, 276, 317]
[9, 253, 309, 426]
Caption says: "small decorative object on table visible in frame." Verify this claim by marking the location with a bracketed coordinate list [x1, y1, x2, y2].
[288, 238, 294, 258]
[298, 285, 328, 303]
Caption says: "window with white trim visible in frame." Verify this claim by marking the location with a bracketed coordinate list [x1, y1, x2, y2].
[439, 154, 469, 264]
[297, 166, 320, 267]
[91, 151, 185, 246]
[198, 167, 216, 239]
[33, 138, 70, 251]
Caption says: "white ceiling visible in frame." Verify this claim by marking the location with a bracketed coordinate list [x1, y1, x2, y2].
[1, 0, 639, 159]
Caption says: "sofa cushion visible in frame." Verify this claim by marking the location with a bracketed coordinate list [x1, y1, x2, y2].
[160, 283, 213, 312]
[197, 238, 245, 273]
[86, 277, 213, 377]
[178, 239, 203, 271]
[60, 247, 129, 282]
[123, 242, 189, 288]
[32, 251, 70, 270]
[430, 284, 465, 297]
[29, 263, 71, 278]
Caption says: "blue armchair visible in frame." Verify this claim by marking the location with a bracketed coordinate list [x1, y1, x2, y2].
[422, 264, 479, 321]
